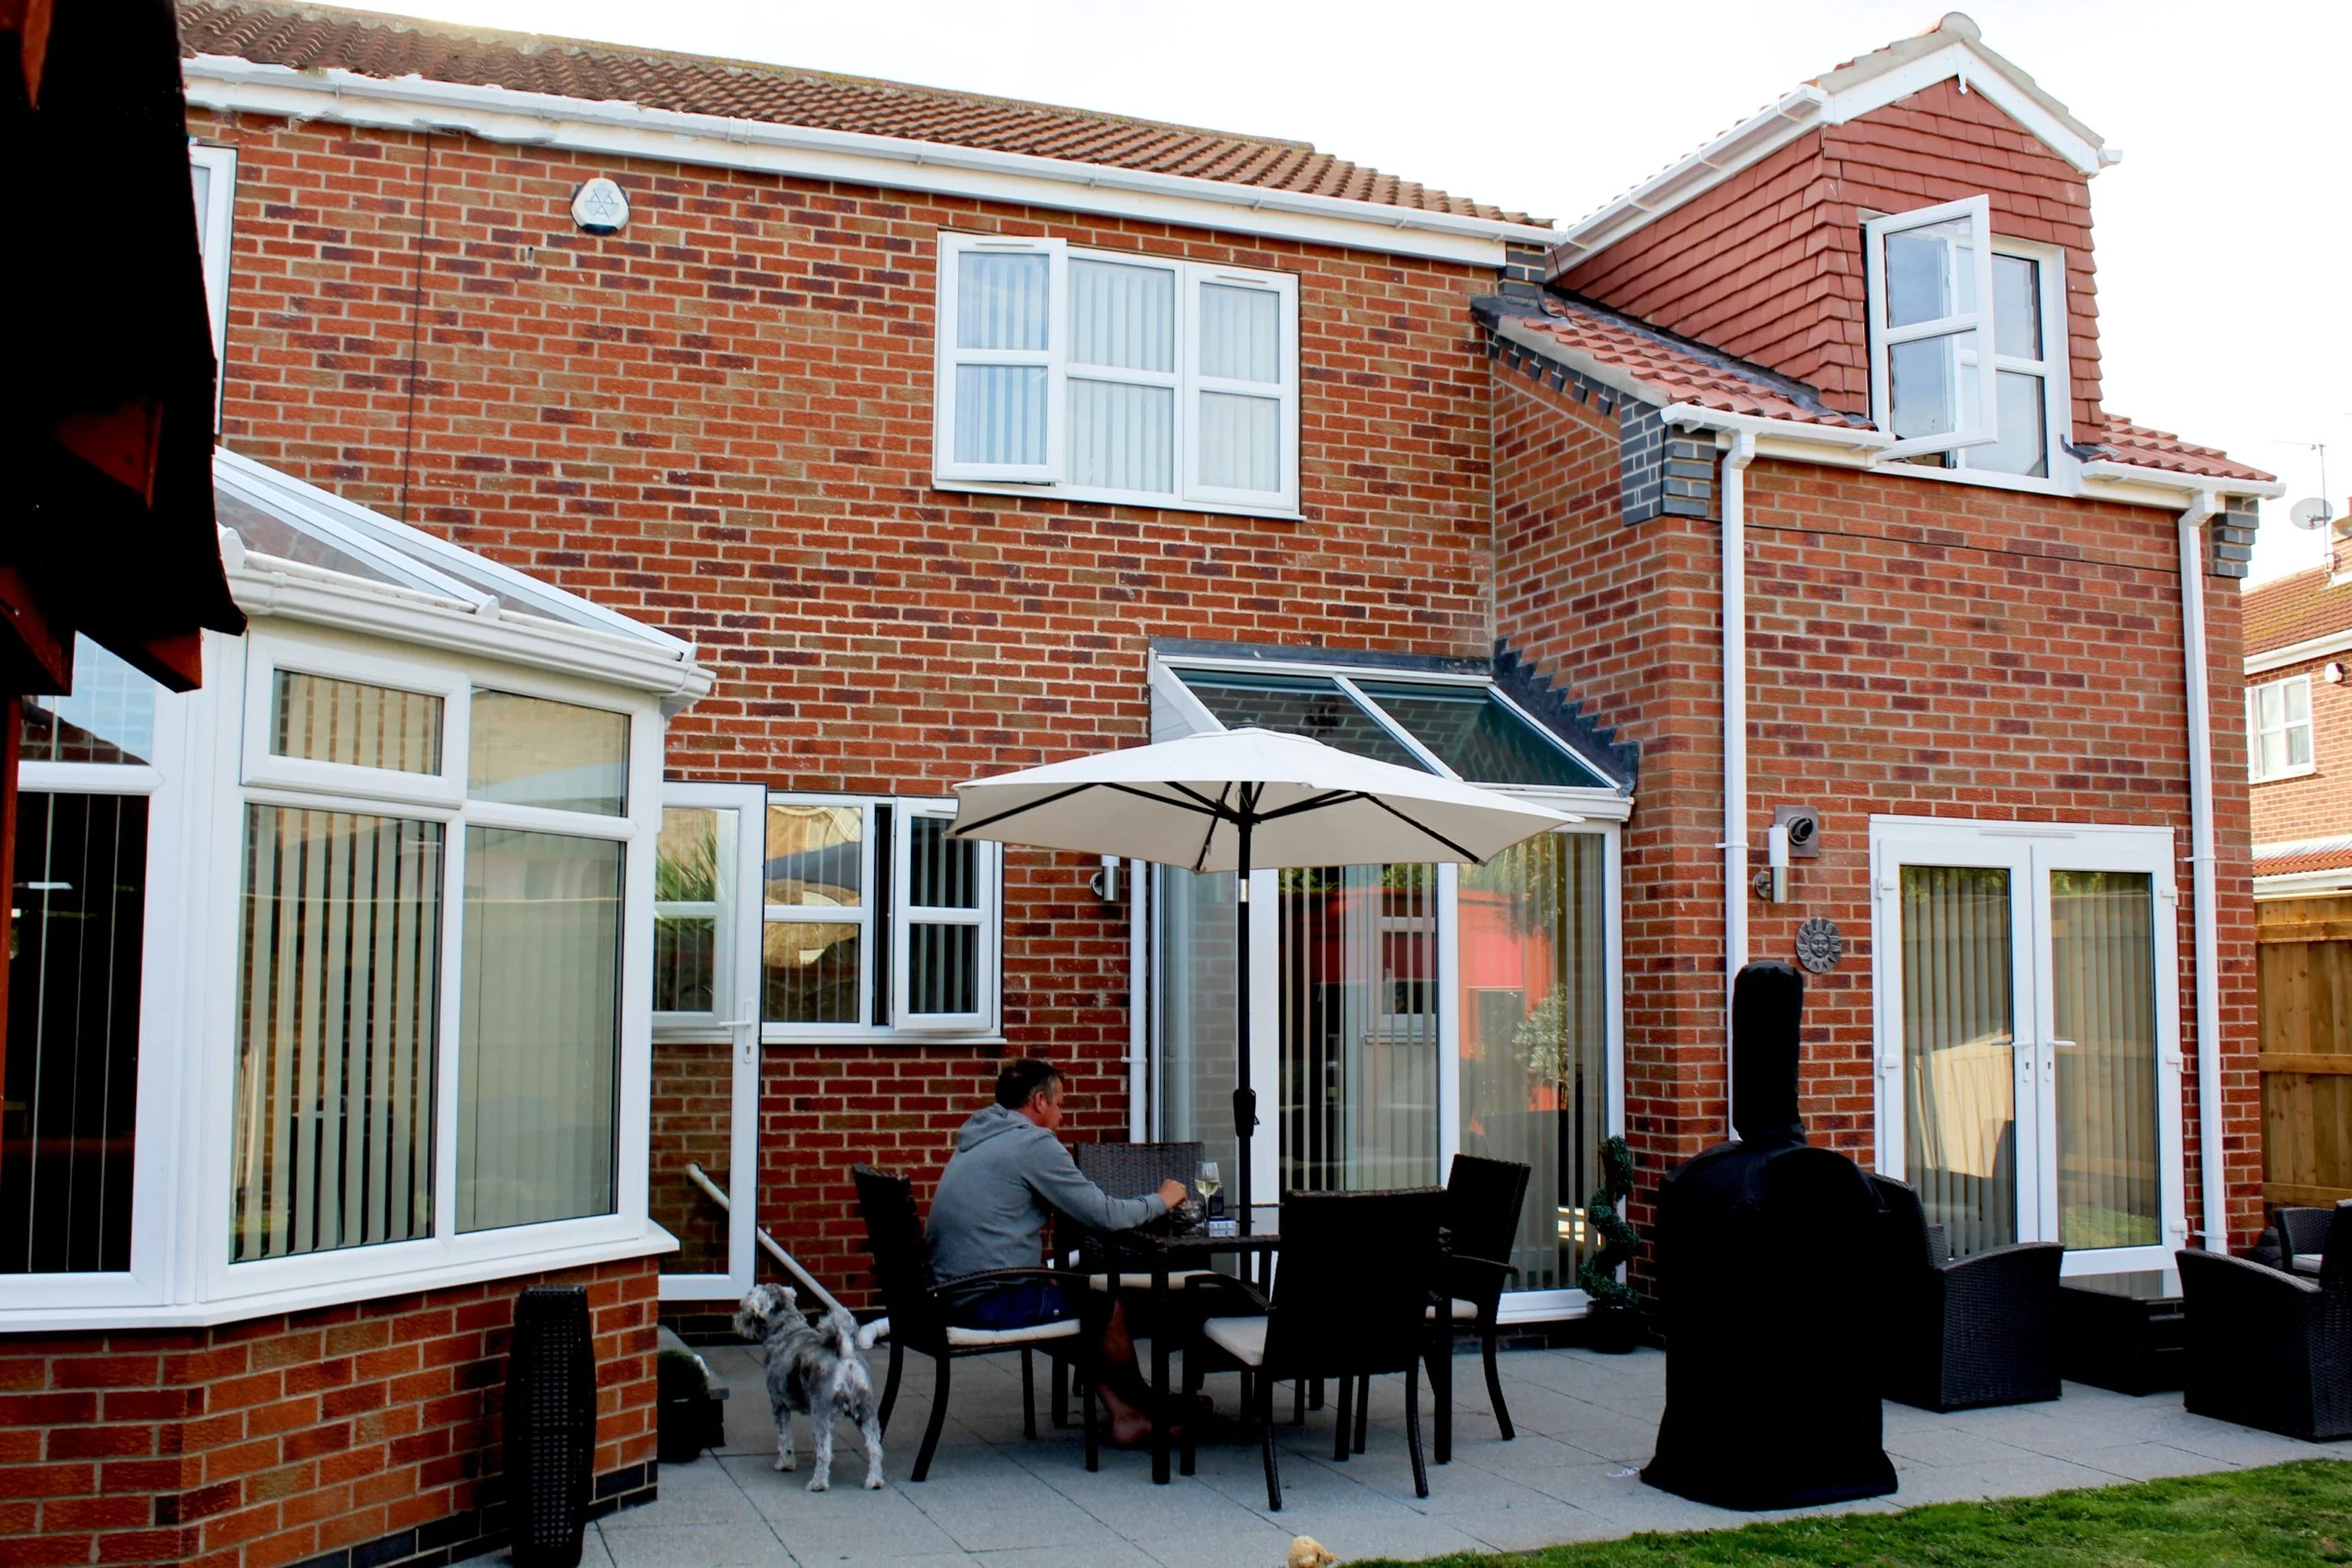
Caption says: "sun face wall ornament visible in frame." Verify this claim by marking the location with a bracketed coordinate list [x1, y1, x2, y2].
[1794, 917, 1843, 975]
[570, 177, 629, 235]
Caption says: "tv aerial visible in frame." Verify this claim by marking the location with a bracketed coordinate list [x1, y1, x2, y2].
[2291, 497, 2335, 531]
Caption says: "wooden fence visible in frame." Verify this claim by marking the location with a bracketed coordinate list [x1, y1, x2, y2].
[2258, 895, 2352, 1209]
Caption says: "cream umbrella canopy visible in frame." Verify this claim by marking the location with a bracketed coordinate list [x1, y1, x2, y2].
[950, 727, 1578, 1233]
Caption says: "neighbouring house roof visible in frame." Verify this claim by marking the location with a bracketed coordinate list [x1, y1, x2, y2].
[2255, 834, 2352, 879]
[2245, 562, 2352, 660]
[1476, 294, 1876, 430]
[2092, 416, 2278, 486]
[1548, 12, 2109, 276]
[175, 0, 1532, 223]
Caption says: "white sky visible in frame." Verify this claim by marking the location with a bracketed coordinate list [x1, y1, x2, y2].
[341, 0, 2349, 583]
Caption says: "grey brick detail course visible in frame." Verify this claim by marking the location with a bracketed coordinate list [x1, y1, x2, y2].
[2211, 497, 2259, 580]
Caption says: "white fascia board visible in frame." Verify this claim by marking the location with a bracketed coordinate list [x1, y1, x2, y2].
[181, 56, 1557, 266]
[2249, 628, 2352, 677]
[1658, 401, 1892, 454]
[230, 561, 716, 710]
[1549, 40, 2109, 279]
[2078, 459, 2283, 502]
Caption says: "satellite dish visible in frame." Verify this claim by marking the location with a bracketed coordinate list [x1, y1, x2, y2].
[2291, 497, 2334, 531]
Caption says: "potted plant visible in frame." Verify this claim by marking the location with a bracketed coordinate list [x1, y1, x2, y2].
[1577, 1135, 1643, 1353]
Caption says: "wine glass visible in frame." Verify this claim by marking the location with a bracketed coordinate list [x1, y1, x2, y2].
[1196, 1160, 1222, 1209]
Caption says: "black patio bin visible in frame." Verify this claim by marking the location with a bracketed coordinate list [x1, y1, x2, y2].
[657, 1337, 729, 1464]
[505, 1285, 596, 1568]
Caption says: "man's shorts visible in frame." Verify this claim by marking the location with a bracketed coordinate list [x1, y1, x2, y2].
[946, 1279, 1073, 1330]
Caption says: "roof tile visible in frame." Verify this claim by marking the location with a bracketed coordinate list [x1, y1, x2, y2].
[2091, 415, 2276, 485]
[2244, 562, 2352, 658]
[177, 0, 1534, 223]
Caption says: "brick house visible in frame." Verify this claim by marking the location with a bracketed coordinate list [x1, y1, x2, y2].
[1, 5, 2284, 1564]
[2245, 511, 2352, 895]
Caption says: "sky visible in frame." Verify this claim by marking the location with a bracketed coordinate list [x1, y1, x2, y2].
[341, 0, 2350, 583]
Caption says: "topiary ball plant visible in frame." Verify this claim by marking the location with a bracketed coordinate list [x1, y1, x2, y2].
[1577, 1135, 1643, 1348]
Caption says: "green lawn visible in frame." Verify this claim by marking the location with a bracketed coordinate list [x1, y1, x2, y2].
[1354, 1461, 2352, 1567]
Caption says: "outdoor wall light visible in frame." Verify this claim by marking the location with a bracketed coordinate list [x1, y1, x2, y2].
[1089, 854, 1122, 901]
[2327, 662, 2346, 684]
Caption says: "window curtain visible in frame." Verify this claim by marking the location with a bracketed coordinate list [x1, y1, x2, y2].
[1196, 282, 1281, 492]
[1899, 864, 2017, 1258]
[1455, 832, 1606, 1292]
[232, 806, 442, 1261]
[2050, 870, 2160, 1250]
[1068, 259, 1174, 492]
[457, 828, 622, 1232]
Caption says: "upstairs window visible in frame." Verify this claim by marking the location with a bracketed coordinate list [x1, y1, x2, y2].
[934, 233, 1299, 514]
[1865, 196, 2066, 479]
[2250, 676, 2315, 783]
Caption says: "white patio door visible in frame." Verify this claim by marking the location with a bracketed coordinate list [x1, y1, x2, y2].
[1872, 818, 2186, 1277]
[651, 782, 767, 1301]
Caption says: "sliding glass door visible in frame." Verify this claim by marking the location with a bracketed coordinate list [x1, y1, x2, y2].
[1873, 819, 2182, 1275]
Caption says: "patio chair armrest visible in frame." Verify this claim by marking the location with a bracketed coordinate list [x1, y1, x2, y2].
[928, 1267, 1096, 1305]
[1450, 1254, 1519, 1282]
[1182, 1272, 1271, 1316]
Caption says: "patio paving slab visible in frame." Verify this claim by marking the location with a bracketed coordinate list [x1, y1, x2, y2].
[457, 1342, 2352, 1568]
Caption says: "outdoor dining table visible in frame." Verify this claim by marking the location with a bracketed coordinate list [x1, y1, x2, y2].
[1102, 1229, 1281, 1483]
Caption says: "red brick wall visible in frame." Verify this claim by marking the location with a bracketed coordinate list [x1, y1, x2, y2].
[0, 1256, 658, 1568]
[2248, 654, 2352, 845]
[190, 107, 1500, 1298]
[1562, 79, 2103, 434]
[1489, 355, 2259, 1247]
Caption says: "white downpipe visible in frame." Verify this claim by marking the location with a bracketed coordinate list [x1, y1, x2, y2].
[1128, 858, 1149, 1142]
[1721, 430, 1758, 1136]
[2177, 492, 2228, 1249]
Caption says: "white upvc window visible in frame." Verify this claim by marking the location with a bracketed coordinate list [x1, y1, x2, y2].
[2251, 675, 2316, 782]
[933, 232, 1300, 515]
[189, 141, 236, 418]
[1867, 197, 2074, 479]
[763, 794, 1002, 1043]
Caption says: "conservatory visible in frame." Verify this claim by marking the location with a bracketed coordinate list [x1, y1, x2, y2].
[1143, 650, 1632, 1323]
[0, 450, 710, 1327]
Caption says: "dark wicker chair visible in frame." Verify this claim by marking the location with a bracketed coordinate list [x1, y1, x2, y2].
[1869, 1175, 2063, 1412]
[2179, 1203, 2352, 1441]
[1048, 1140, 1208, 1427]
[1431, 1154, 1530, 1461]
[2277, 1204, 2339, 1276]
[1182, 1187, 1446, 1510]
[850, 1165, 1101, 1481]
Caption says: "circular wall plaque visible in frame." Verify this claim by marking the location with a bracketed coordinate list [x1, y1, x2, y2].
[1794, 917, 1843, 974]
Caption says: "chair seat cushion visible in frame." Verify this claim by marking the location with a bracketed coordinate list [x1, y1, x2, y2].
[1086, 1269, 1215, 1292]
[1424, 1297, 1479, 1323]
[1203, 1315, 1268, 1367]
[2294, 1253, 2325, 1275]
[944, 1317, 1082, 1348]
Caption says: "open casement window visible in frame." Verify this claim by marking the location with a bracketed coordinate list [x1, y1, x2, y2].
[1865, 196, 2001, 460]
[763, 794, 1002, 1041]
[2250, 676, 2315, 782]
[189, 142, 236, 425]
[933, 232, 1300, 513]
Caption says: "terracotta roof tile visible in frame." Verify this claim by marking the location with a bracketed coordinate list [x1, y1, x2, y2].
[2254, 840, 2352, 877]
[2244, 564, 2352, 658]
[2090, 414, 2276, 485]
[1488, 295, 1874, 428]
[176, 0, 1534, 223]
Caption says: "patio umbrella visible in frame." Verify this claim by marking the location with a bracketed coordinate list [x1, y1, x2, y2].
[949, 727, 1577, 1234]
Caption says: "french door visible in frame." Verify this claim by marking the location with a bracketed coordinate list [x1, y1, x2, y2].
[650, 782, 767, 1301]
[1871, 818, 2187, 1277]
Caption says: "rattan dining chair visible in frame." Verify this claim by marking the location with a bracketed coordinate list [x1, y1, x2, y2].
[1182, 1187, 1446, 1510]
[1869, 1174, 2063, 1412]
[850, 1165, 1102, 1480]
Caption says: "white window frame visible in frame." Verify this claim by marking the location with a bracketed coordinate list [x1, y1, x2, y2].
[196, 630, 660, 1309]
[1865, 195, 2001, 460]
[2251, 675, 2317, 783]
[763, 794, 1004, 1044]
[1953, 238, 2073, 480]
[239, 632, 469, 811]
[189, 141, 236, 423]
[933, 232, 1302, 518]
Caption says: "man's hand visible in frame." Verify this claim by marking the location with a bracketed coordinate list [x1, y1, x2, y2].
[1158, 1179, 1188, 1209]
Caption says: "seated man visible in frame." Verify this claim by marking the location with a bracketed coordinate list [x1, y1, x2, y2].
[929, 1057, 1187, 1445]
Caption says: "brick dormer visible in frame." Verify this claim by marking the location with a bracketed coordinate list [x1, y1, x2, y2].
[1549, 13, 2109, 445]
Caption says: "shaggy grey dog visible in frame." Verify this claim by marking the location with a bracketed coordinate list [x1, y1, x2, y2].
[733, 1283, 887, 1491]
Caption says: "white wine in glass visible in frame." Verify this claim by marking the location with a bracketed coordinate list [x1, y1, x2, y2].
[1196, 1161, 1222, 1207]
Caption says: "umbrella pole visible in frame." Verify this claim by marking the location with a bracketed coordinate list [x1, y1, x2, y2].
[1232, 811, 1257, 1238]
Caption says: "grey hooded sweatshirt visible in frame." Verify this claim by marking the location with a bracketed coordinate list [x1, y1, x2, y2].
[926, 1105, 1168, 1283]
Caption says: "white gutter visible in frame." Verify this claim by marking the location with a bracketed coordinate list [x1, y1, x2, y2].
[2177, 490, 2230, 1252]
[2081, 458, 2284, 501]
[182, 56, 1558, 266]
[1720, 429, 1758, 1134]
[2246, 626, 2352, 677]
[1657, 403, 1893, 454]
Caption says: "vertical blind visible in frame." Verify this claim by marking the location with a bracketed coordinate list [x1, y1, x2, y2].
[1069, 258, 1175, 492]
[3, 794, 149, 1274]
[458, 827, 622, 1233]
[232, 806, 442, 1261]
[1456, 832, 1606, 1292]
[2050, 870, 2160, 1250]
[954, 251, 1051, 468]
[903, 814, 980, 1017]
[1279, 865, 1440, 1193]
[1900, 864, 2018, 1258]
[1158, 868, 1239, 1182]
[1196, 283, 1281, 492]
[273, 671, 443, 774]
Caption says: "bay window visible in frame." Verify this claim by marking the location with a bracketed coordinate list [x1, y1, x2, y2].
[1866, 195, 2068, 479]
[934, 233, 1300, 513]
